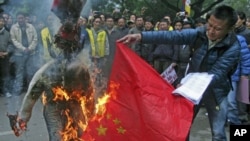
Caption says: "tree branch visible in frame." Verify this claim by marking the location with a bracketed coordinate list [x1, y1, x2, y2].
[201, 0, 224, 13]
[159, 0, 181, 11]
[192, 0, 224, 18]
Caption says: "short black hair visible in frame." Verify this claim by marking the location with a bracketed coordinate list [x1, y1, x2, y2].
[117, 17, 126, 21]
[195, 17, 206, 25]
[93, 15, 101, 22]
[207, 5, 237, 28]
[237, 11, 247, 25]
[173, 17, 183, 26]
[144, 16, 155, 25]
[160, 18, 170, 25]
[80, 16, 88, 22]
[136, 15, 144, 20]
[105, 15, 114, 21]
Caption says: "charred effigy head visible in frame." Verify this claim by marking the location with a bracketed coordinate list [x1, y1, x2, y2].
[54, 20, 82, 56]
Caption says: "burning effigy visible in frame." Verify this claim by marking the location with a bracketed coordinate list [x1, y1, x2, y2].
[6, 0, 100, 140]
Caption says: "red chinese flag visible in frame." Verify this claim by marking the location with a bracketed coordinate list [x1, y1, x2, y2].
[82, 42, 194, 141]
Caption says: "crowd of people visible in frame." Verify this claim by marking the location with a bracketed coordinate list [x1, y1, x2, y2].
[0, 12, 59, 98]
[0, 4, 250, 141]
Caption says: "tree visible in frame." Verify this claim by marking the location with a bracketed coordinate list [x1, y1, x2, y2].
[91, 0, 226, 22]
[224, 0, 250, 16]
[190, 0, 224, 18]
[1, 0, 53, 17]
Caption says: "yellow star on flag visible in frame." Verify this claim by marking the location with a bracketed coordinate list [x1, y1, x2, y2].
[106, 113, 112, 119]
[117, 126, 126, 134]
[96, 124, 107, 136]
[113, 118, 121, 125]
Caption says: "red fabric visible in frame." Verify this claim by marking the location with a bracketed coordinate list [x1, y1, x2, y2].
[51, 0, 60, 9]
[51, 0, 67, 21]
[82, 42, 194, 141]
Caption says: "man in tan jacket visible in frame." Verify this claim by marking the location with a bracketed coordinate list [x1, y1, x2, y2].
[10, 11, 37, 96]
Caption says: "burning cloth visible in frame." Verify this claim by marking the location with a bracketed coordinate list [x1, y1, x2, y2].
[18, 59, 94, 141]
[51, 0, 86, 23]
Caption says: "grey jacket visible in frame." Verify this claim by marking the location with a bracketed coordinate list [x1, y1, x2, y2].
[0, 27, 12, 53]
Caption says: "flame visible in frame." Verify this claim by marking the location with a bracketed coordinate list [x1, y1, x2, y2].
[52, 87, 70, 101]
[42, 92, 47, 105]
[51, 86, 93, 141]
[60, 109, 81, 141]
[107, 81, 120, 100]
[91, 81, 120, 122]
[95, 93, 110, 116]
[43, 79, 119, 140]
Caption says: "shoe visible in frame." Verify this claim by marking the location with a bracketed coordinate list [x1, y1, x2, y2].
[5, 92, 12, 98]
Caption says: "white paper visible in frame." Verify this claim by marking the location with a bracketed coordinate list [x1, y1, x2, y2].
[172, 73, 214, 104]
[161, 65, 178, 84]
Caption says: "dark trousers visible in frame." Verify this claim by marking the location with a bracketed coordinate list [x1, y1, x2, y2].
[0, 58, 11, 94]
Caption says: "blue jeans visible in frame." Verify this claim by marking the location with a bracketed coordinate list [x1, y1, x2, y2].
[203, 94, 228, 141]
[227, 81, 241, 125]
[12, 55, 28, 95]
[11, 54, 38, 95]
[189, 91, 228, 141]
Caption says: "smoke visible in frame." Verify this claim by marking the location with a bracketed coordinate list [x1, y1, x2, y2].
[81, 0, 92, 17]
[2, 0, 93, 114]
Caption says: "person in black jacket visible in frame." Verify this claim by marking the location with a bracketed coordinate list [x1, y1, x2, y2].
[0, 15, 12, 97]
[119, 5, 240, 141]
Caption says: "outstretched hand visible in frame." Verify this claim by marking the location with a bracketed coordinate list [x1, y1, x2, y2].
[7, 112, 27, 136]
[117, 33, 142, 44]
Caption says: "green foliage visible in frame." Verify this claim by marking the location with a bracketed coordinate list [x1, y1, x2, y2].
[223, 0, 250, 16]
[3, 0, 51, 17]
[92, 0, 184, 22]
[91, 0, 226, 22]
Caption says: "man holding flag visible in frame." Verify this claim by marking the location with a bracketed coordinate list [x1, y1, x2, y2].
[118, 5, 240, 141]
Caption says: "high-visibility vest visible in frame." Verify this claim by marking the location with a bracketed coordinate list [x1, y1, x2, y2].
[87, 28, 106, 57]
[41, 27, 53, 62]
[41, 27, 59, 62]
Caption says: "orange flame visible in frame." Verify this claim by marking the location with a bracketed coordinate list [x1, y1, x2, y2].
[91, 81, 120, 121]
[60, 109, 82, 141]
[52, 87, 70, 101]
[45, 80, 119, 140]
[51, 86, 93, 141]
[95, 93, 110, 116]
[41, 92, 47, 105]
